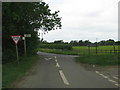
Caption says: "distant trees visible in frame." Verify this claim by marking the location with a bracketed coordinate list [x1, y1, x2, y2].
[41, 39, 119, 46]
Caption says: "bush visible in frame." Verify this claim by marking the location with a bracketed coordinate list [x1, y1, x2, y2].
[39, 44, 72, 50]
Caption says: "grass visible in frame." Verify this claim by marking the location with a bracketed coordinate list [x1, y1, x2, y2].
[75, 54, 119, 66]
[2, 55, 39, 88]
[73, 45, 119, 50]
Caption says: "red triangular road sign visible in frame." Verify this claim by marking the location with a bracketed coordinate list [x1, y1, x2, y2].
[10, 35, 22, 45]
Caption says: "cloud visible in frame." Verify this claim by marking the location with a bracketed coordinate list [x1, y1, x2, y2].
[42, 0, 119, 42]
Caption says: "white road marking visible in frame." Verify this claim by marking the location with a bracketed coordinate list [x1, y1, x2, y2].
[59, 70, 69, 85]
[99, 74, 108, 79]
[48, 58, 52, 59]
[95, 71, 100, 74]
[45, 58, 48, 60]
[95, 71, 119, 87]
[108, 79, 117, 83]
[56, 62, 60, 68]
[55, 59, 57, 62]
[115, 84, 120, 87]
[55, 56, 56, 59]
[113, 76, 118, 80]
[45, 58, 52, 61]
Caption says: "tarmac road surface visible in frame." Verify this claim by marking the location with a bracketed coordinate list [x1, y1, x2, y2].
[15, 52, 119, 88]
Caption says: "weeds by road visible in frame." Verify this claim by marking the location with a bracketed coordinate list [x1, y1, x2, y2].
[2, 55, 38, 88]
[75, 54, 119, 66]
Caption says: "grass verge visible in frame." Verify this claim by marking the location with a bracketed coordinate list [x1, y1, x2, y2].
[75, 54, 119, 66]
[2, 55, 39, 88]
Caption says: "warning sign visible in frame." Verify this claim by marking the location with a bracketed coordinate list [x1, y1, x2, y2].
[10, 35, 22, 45]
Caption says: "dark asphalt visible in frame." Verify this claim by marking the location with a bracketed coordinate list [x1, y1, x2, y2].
[15, 51, 118, 88]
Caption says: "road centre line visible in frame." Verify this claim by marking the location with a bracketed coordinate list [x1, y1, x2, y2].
[59, 70, 70, 85]
[55, 56, 56, 59]
[54, 56, 69, 85]
[56, 62, 60, 68]
[55, 59, 57, 62]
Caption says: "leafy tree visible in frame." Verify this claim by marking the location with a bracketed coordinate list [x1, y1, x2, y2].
[2, 2, 62, 63]
[54, 40, 64, 44]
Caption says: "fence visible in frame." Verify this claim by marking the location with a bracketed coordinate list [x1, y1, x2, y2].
[74, 49, 120, 55]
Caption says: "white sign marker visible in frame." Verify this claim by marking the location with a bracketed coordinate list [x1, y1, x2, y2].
[24, 34, 31, 37]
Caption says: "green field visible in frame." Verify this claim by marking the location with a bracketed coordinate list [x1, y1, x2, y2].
[73, 45, 118, 50]
[73, 45, 119, 55]
[38, 45, 120, 55]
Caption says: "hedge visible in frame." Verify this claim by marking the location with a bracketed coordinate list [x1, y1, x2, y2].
[39, 44, 72, 50]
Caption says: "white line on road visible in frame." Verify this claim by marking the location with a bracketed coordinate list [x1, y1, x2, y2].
[99, 74, 108, 79]
[56, 62, 60, 68]
[95, 71, 100, 74]
[59, 70, 70, 85]
[55, 59, 57, 62]
[115, 84, 120, 87]
[95, 71, 119, 87]
[55, 56, 56, 59]
[108, 79, 117, 83]
[113, 76, 118, 80]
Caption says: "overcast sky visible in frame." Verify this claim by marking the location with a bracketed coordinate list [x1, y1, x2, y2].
[39, 0, 119, 42]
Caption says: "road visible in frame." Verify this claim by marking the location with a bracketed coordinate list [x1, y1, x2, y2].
[15, 52, 119, 88]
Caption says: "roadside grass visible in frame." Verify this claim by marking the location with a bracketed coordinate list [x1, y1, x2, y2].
[75, 54, 119, 66]
[2, 55, 39, 88]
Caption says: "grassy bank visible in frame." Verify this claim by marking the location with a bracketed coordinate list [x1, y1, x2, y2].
[2, 55, 39, 88]
[76, 54, 119, 66]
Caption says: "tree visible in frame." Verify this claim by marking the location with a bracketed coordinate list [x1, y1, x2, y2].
[106, 39, 115, 45]
[2, 2, 62, 63]
[54, 40, 64, 44]
[70, 40, 78, 46]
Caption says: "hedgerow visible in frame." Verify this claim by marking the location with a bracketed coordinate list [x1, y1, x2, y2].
[39, 44, 72, 50]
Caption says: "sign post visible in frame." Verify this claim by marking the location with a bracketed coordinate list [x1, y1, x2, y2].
[23, 34, 31, 56]
[10, 35, 22, 64]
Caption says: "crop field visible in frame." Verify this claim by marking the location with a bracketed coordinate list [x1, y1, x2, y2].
[73, 45, 120, 55]
[73, 46, 119, 50]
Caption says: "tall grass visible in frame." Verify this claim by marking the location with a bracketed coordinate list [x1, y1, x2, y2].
[2, 55, 38, 88]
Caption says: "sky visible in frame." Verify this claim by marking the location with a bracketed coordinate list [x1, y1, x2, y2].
[39, 0, 119, 42]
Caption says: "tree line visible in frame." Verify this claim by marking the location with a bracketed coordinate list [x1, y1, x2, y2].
[40, 39, 120, 46]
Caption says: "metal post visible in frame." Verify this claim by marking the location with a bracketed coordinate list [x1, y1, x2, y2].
[16, 45, 19, 64]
